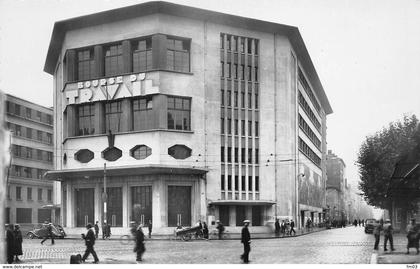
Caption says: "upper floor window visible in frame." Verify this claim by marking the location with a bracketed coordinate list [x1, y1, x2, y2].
[105, 43, 123, 76]
[77, 104, 95, 136]
[14, 104, 21, 116]
[105, 100, 123, 133]
[77, 48, 95, 81]
[26, 108, 32, 119]
[133, 97, 153, 131]
[167, 97, 190, 131]
[133, 38, 152, 72]
[166, 38, 190, 72]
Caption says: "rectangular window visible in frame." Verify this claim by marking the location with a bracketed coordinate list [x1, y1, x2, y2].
[221, 175, 225, 191]
[234, 176, 239, 191]
[105, 100, 123, 133]
[13, 145, 22, 157]
[14, 165, 22, 177]
[15, 125, 21, 136]
[255, 121, 259, 137]
[234, 147, 238, 163]
[221, 90, 225, 106]
[255, 93, 259, 109]
[248, 92, 252, 108]
[26, 147, 32, 159]
[166, 38, 190, 72]
[167, 97, 191, 131]
[46, 115, 53, 125]
[226, 35, 231, 50]
[232, 37, 238, 51]
[26, 108, 32, 118]
[37, 130, 43, 141]
[24, 167, 32, 178]
[221, 147, 225, 162]
[255, 149, 259, 164]
[248, 148, 252, 164]
[227, 175, 232, 190]
[36, 111, 42, 122]
[77, 48, 95, 80]
[227, 63, 231, 78]
[247, 66, 252, 81]
[254, 40, 259, 55]
[38, 188, 43, 201]
[14, 104, 21, 116]
[255, 67, 258, 81]
[16, 187, 21, 200]
[227, 119, 231, 135]
[240, 38, 245, 53]
[234, 119, 238, 135]
[234, 91, 238, 107]
[234, 64, 238, 79]
[240, 65, 245, 80]
[227, 147, 232, 163]
[255, 176, 259, 191]
[248, 176, 253, 191]
[26, 127, 32, 139]
[221, 118, 225, 134]
[227, 90, 231, 106]
[241, 176, 246, 191]
[37, 149, 43, 161]
[77, 104, 95, 135]
[105, 43, 123, 76]
[241, 92, 245, 108]
[46, 133, 52, 144]
[133, 98, 153, 131]
[221, 62, 224, 77]
[248, 121, 252, 136]
[6, 101, 11, 113]
[247, 39, 253, 54]
[220, 35, 224, 49]
[133, 38, 152, 72]
[47, 189, 52, 202]
[27, 187, 32, 201]
[47, 152, 53, 163]
[241, 148, 246, 164]
[241, 120, 245, 136]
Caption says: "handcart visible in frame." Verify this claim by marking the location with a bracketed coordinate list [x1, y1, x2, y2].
[175, 225, 202, 241]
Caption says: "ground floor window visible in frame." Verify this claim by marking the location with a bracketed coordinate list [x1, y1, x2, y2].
[236, 206, 246, 226]
[38, 209, 52, 224]
[131, 186, 152, 226]
[16, 208, 32, 223]
[219, 205, 230, 226]
[102, 187, 123, 227]
[168, 186, 191, 227]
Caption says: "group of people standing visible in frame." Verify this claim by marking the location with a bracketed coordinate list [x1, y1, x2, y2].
[5, 224, 23, 264]
[353, 219, 366, 227]
[274, 219, 296, 237]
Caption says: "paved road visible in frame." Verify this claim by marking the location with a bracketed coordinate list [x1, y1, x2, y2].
[15, 226, 393, 264]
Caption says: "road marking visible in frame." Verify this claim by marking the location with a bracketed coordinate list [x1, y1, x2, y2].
[370, 253, 378, 264]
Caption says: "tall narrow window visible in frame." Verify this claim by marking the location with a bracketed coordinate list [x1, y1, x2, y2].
[27, 187, 32, 200]
[77, 104, 95, 136]
[248, 176, 253, 191]
[248, 121, 252, 136]
[105, 100, 123, 133]
[234, 92, 238, 107]
[16, 187, 21, 200]
[221, 90, 225, 106]
[255, 176, 259, 191]
[105, 43, 123, 76]
[26, 108, 32, 119]
[221, 147, 225, 162]
[234, 147, 238, 163]
[167, 97, 191, 131]
[14, 104, 21, 116]
[234, 176, 239, 191]
[227, 147, 232, 163]
[241, 176, 246, 191]
[227, 119, 232, 135]
[221, 118, 225, 134]
[255, 122, 259, 137]
[133, 98, 153, 131]
[133, 38, 152, 72]
[221, 175, 225, 191]
[241, 120, 245, 136]
[227, 90, 231, 106]
[234, 119, 238, 135]
[227, 175, 232, 190]
[166, 38, 190, 72]
[77, 48, 95, 80]
[26, 127, 32, 139]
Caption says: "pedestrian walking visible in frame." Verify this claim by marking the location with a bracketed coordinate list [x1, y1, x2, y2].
[82, 223, 99, 263]
[240, 220, 251, 263]
[94, 221, 99, 239]
[373, 220, 382, 250]
[6, 224, 15, 264]
[406, 218, 419, 254]
[41, 223, 55, 245]
[274, 218, 280, 237]
[203, 221, 209, 240]
[148, 220, 152, 239]
[134, 225, 146, 262]
[383, 219, 395, 251]
[216, 220, 225, 239]
[195, 220, 203, 238]
[280, 220, 286, 236]
[290, 219, 296, 236]
[353, 219, 358, 227]
[13, 224, 23, 262]
[362, 219, 365, 227]
[102, 221, 111, 239]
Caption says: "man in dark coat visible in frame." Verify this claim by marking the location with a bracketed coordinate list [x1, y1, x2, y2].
[383, 219, 395, 251]
[6, 224, 15, 264]
[274, 219, 280, 237]
[134, 225, 145, 263]
[41, 223, 55, 245]
[82, 223, 99, 263]
[148, 220, 152, 239]
[203, 221, 209, 240]
[94, 221, 99, 239]
[240, 220, 251, 263]
[373, 220, 382, 250]
[216, 220, 225, 240]
[290, 219, 296, 236]
[13, 224, 23, 262]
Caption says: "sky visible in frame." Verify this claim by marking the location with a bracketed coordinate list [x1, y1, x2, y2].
[1, 0, 420, 190]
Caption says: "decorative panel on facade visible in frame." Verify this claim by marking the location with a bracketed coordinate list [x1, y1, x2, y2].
[74, 149, 94, 163]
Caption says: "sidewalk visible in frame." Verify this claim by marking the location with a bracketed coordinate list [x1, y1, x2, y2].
[373, 234, 420, 264]
[63, 226, 328, 241]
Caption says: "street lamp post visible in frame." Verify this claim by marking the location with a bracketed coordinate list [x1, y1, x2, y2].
[296, 172, 305, 229]
[102, 163, 107, 226]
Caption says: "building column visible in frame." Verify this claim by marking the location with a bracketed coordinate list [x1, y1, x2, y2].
[152, 177, 164, 228]
[66, 183, 73, 227]
[200, 176, 206, 221]
[122, 182, 128, 227]
[94, 182, 101, 224]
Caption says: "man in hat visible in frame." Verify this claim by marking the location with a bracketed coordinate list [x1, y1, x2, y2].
[82, 223, 99, 263]
[216, 220, 225, 240]
[41, 223, 55, 245]
[240, 220, 251, 263]
[383, 219, 395, 251]
[134, 224, 146, 263]
[6, 224, 15, 264]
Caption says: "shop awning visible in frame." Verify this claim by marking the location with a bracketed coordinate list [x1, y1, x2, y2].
[209, 200, 275, 206]
[44, 164, 208, 181]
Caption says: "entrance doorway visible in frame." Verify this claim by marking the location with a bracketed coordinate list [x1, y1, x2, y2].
[131, 186, 152, 226]
[76, 188, 94, 227]
[168, 186, 191, 227]
[102, 187, 122, 227]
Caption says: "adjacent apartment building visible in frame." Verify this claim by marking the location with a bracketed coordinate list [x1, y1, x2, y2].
[5, 94, 55, 224]
[326, 150, 347, 223]
[43, 1, 332, 234]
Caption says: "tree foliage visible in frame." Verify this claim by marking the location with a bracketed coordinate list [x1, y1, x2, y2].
[357, 114, 419, 209]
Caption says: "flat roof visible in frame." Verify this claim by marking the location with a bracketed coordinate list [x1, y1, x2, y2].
[44, 1, 332, 114]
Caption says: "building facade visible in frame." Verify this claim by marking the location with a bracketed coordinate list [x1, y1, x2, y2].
[325, 150, 347, 224]
[4, 94, 55, 225]
[1, 90, 9, 263]
[44, 1, 332, 234]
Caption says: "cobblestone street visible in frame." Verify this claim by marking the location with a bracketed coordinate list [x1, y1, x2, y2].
[12, 226, 400, 264]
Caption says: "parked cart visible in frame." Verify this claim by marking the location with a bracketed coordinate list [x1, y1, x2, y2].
[175, 225, 202, 241]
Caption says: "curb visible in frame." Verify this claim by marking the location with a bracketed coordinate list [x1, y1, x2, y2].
[370, 253, 378, 264]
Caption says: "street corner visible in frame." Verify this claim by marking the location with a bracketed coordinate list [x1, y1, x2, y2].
[377, 251, 420, 264]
